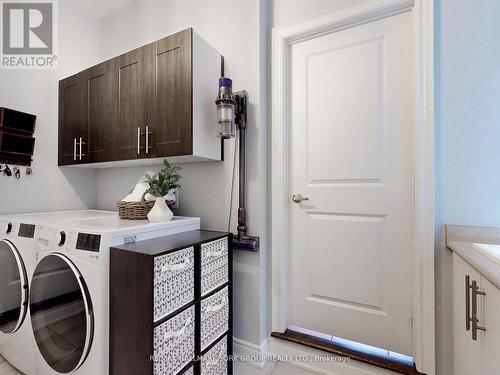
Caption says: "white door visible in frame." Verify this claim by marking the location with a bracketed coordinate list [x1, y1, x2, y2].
[288, 12, 413, 354]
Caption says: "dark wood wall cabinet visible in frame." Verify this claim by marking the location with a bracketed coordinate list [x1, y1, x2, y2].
[59, 28, 222, 167]
[111, 230, 233, 375]
[0, 107, 36, 166]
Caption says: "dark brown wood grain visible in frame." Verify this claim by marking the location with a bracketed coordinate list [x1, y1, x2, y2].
[113, 44, 152, 161]
[58, 28, 199, 165]
[58, 73, 86, 165]
[148, 28, 193, 157]
[84, 60, 117, 163]
[110, 249, 154, 375]
[271, 330, 425, 375]
[113, 230, 228, 257]
[0, 107, 36, 134]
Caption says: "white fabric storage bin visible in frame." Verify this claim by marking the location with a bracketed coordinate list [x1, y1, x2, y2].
[154, 247, 195, 322]
[201, 336, 228, 375]
[153, 305, 195, 375]
[201, 237, 229, 296]
[201, 286, 229, 350]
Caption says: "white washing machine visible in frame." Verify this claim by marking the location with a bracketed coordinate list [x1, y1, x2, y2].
[0, 211, 122, 374]
[0, 217, 38, 375]
[29, 211, 200, 375]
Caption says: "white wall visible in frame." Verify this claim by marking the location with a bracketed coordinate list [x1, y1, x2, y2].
[93, 0, 270, 347]
[435, 0, 500, 374]
[272, 0, 368, 27]
[0, 1, 100, 215]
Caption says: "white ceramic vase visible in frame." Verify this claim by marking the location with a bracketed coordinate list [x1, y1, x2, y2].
[147, 197, 174, 222]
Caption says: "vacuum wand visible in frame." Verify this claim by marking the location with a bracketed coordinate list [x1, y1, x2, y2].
[233, 91, 259, 251]
[235, 92, 247, 239]
[216, 78, 259, 251]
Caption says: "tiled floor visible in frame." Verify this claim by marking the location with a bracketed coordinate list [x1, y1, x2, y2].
[0, 354, 318, 375]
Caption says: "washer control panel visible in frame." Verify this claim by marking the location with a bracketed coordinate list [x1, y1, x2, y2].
[18, 223, 36, 238]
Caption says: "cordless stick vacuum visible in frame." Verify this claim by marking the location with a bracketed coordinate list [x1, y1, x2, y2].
[215, 77, 259, 251]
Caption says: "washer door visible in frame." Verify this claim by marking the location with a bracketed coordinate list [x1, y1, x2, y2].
[30, 254, 94, 374]
[0, 240, 28, 334]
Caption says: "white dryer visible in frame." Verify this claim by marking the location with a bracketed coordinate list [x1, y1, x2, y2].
[0, 217, 39, 375]
[29, 211, 200, 375]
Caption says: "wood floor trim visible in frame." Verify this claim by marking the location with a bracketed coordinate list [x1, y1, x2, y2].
[271, 330, 425, 375]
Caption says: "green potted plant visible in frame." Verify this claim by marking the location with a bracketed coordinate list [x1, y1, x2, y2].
[144, 160, 181, 222]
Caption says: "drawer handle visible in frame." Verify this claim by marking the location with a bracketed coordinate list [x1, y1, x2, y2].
[206, 296, 228, 312]
[164, 317, 192, 339]
[162, 257, 190, 272]
[205, 249, 225, 258]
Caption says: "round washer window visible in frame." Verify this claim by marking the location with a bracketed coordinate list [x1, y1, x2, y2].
[0, 240, 28, 334]
[30, 254, 93, 374]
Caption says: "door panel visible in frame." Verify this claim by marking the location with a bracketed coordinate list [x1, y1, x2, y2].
[482, 276, 500, 375]
[114, 46, 151, 161]
[85, 61, 117, 163]
[58, 74, 86, 165]
[288, 13, 413, 354]
[453, 255, 482, 375]
[149, 29, 192, 157]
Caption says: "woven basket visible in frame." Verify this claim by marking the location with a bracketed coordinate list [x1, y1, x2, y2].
[116, 199, 155, 220]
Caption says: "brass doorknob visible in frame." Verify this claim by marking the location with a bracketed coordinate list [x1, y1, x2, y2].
[292, 194, 309, 203]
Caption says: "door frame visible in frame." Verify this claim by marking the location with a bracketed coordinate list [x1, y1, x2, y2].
[270, 0, 435, 374]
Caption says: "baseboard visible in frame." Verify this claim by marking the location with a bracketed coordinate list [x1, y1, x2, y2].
[232, 337, 269, 368]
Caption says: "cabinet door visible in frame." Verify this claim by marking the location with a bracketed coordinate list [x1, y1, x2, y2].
[113, 45, 152, 161]
[58, 74, 86, 165]
[482, 276, 500, 375]
[148, 28, 192, 158]
[453, 254, 483, 375]
[84, 60, 117, 163]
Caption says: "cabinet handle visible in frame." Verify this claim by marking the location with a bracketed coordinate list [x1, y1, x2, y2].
[465, 275, 472, 331]
[73, 138, 77, 161]
[145, 125, 152, 154]
[79, 137, 86, 160]
[471, 279, 486, 340]
[137, 127, 141, 155]
[137, 127, 145, 155]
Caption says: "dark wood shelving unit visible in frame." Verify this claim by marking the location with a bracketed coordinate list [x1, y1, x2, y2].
[0, 107, 36, 166]
[110, 230, 233, 375]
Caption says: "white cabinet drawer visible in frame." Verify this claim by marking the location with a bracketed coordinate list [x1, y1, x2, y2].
[154, 247, 195, 322]
[201, 286, 229, 350]
[154, 306, 195, 375]
[201, 238, 229, 296]
[201, 336, 228, 375]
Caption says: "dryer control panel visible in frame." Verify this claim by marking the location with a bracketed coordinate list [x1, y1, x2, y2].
[76, 233, 101, 252]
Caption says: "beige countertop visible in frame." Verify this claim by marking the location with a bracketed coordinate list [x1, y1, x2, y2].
[446, 225, 500, 289]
